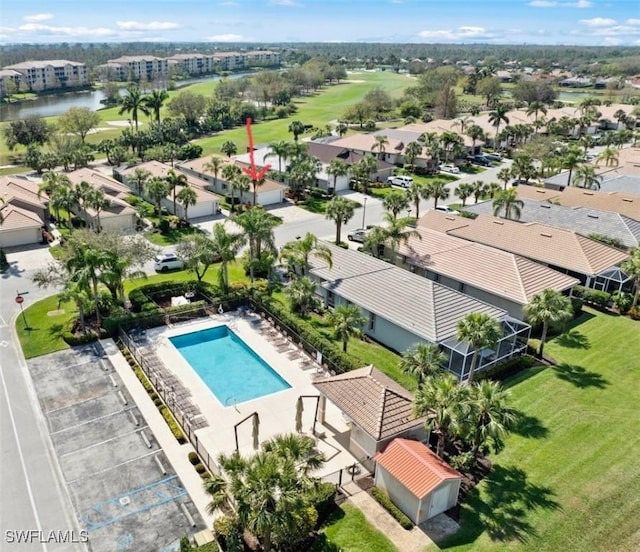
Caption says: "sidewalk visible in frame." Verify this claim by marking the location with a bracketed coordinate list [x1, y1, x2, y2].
[348, 491, 436, 552]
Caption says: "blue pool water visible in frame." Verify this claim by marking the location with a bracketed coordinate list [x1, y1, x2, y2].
[169, 325, 291, 405]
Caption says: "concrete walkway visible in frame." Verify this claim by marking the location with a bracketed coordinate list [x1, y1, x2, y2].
[348, 491, 436, 552]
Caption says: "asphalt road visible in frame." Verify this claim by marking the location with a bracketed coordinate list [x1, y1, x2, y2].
[0, 247, 85, 552]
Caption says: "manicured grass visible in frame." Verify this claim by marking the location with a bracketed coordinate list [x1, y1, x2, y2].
[440, 308, 640, 551]
[145, 225, 203, 246]
[16, 295, 76, 359]
[300, 195, 360, 214]
[309, 504, 397, 552]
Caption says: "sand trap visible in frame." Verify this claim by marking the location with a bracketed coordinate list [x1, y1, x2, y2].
[106, 120, 144, 128]
[343, 79, 365, 83]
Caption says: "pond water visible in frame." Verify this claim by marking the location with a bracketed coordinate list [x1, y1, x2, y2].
[0, 73, 250, 122]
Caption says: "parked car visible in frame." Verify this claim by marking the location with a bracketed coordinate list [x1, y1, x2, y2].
[347, 228, 370, 243]
[484, 152, 503, 161]
[435, 205, 460, 215]
[154, 253, 185, 272]
[387, 175, 414, 188]
[472, 155, 492, 167]
[439, 164, 460, 174]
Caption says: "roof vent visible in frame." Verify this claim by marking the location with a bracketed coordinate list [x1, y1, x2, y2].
[587, 213, 599, 219]
[583, 191, 595, 196]
[622, 198, 633, 203]
[540, 232, 553, 238]
[492, 220, 505, 225]
[540, 203, 551, 209]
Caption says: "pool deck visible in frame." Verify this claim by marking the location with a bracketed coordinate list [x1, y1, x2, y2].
[105, 309, 361, 528]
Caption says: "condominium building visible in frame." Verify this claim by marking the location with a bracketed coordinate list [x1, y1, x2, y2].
[1, 60, 88, 92]
[97, 56, 169, 81]
[166, 53, 218, 75]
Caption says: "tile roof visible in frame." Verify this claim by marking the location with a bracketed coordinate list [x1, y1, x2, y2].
[306, 142, 394, 169]
[0, 176, 47, 208]
[0, 202, 43, 230]
[309, 243, 507, 343]
[65, 168, 131, 199]
[464, 198, 640, 249]
[313, 367, 425, 441]
[397, 226, 579, 303]
[330, 134, 407, 154]
[375, 438, 462, 498]
[418, 212, 628, 276]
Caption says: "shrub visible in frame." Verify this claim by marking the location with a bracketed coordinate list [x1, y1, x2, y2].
[570, 297, 584, 317]
[628, 306, 640, 320]
[150, 392, 159, 401]
[308, 482, 337, 525]
[448, 451, 475, 472]
[572, 285, 611, 308]
[371, 487, 413, 530]
[154, 398, 163, 407]
[194, 463, 206, 474]
[475, 354, 538, 381]
[611, 291, 633, 314]
[158, 218, 171, 234]
[188, 451, 199, 465]
[159, 405, 186, 444]
[178, 143, 203, 161]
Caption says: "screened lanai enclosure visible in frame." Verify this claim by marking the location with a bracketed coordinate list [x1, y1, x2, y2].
[587, 267, 632, 294]
[439, 317, 531, 381]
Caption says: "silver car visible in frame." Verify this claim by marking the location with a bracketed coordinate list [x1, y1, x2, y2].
[347, 229, 370, 243]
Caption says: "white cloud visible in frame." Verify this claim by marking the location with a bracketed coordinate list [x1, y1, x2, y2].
[116, 21, 180, 31]
[23, 13, 53, 23]
[602, 37, 622, 45]
[418, 26, 497, 41]
[17, 23, 116, 37]
[579, 17, 617, 26]
[206, 33, 248, 41]
[528, 0, 593, 6]
[626, 19, 640, 25]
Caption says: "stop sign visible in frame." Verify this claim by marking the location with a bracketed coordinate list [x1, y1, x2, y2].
[15, 296, 24, 304]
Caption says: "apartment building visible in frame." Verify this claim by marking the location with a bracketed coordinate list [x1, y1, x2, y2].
[1, 60, 88, 92]
[166, 53, 217, 75]
[97, 56, 169, 81]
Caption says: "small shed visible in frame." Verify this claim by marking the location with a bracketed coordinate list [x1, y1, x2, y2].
[374, 438, 463, 524]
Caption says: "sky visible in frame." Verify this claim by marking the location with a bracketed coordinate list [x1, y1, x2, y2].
[1, 0, 639, 46]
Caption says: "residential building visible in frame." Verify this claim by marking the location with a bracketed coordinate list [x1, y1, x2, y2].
[1, 60, 88, 92]
[0, 176, 48, 247]
[374, 438, 463, 524]
[116, 161, 221, 220]
[393, 225, 579, 319]
[418, 211, 631, 293]
[309, 243, 531, 382]
[166, 53, 217, 76]
[97, 56, 169, 81]
[0, 69, 23, 98]
[465, 198, 640, 249]
[313, 367, 427, 470]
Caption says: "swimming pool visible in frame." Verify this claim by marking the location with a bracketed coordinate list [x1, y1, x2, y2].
[169, 325, 291, 405]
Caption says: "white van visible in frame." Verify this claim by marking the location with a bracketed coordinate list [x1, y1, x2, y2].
[387, 175, 414, 188]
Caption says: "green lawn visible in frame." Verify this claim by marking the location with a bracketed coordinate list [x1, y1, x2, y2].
[440, 308, 640, 552]
[145, 225, 203, 246]
[309, 504, 397, 552]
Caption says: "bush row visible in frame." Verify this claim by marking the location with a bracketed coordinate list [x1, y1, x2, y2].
[159, 405, 187, 444]
[256, 298, 359, 374]
[370, 487, 413, 530]
[572, 285, 611, 308]
[128, 280, 212, 312]
[475, 354, 539, 381]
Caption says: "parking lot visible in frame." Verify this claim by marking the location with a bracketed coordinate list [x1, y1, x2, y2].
[27, 345, 205, 552]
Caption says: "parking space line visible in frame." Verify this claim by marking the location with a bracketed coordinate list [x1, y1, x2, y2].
[45, 390, 121, 414]
[58, 427, 148, 458]
[50, 407, 138, 435]
[0, 314, 7, 327]
[66, 450, 160, 485]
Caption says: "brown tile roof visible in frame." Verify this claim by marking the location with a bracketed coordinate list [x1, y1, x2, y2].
[0, 202, 43, 230]
[313, 366, 426, 442]
[65, 168, 131, 200]
[425, 213, 629, 276]
[330, 134, 406, 154]
[375, 438, 462, 498]
[306, 142, 394, 169]
[416, 210, 472, 233]
[0, 176, 47, 208]
[397, 227, 579, 304]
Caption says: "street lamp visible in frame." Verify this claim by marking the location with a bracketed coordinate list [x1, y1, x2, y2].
[361, 197, 368, 229]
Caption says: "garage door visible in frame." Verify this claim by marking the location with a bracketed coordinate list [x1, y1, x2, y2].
[187, 201, 216, 219]
[428, 485, 450, 519]
[0, 227, 41, 248]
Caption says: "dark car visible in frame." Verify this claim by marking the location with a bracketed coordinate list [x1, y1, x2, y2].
[473, 155, 492, 167]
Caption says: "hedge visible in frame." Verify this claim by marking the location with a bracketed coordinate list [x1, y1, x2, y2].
[572, 285, 611, 308]
[371, 487, 413, 530]
[308, 481, 338, 526]
[159, 405, 187, 444]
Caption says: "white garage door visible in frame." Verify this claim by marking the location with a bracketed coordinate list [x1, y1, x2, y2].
[257, 189, 284, 206]
[428, 485, 450, 519]
[0, 227, 41, 248]
[187, 201, 217, 219]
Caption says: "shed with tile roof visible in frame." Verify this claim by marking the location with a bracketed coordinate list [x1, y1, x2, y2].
[313, 367, 428, 470]
[374, 438, 463, 523]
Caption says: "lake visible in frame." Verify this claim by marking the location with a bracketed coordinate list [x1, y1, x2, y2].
[0, 73, 250, 122]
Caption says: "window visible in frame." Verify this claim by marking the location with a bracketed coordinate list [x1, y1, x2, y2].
[368, 312, 376, 331]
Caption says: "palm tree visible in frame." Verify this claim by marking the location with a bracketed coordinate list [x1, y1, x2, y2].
[143, 89, 169, 123]
[221, 140, 237, 158]
[235, 174, 251, 207]
[562, 145, 584, 187]
[400, 343, 447, 383]
[452, 116, 473, 134]
[286, 276, 318, 315]
[428, 180, 450, 209]
[203, 156, 223, 189]
[280, 232, 332, 277]
[264, 140, 290, 174]
[177, 185, 198, 221]
[456, 313, 502, 384]
[572, 164, 602, 190]
[621, 247, 640, 308]
[614, 108, 627, 129]
[526, 101, 547, 124]
[492, 188, 524, 221]
[470, 181, 488, 204]
[455, 182, 474, 207]
[288, 120, 307, 142]
[57, 281, 92, 334]
[129, 167, 151, 197]
[384, 212, 421, 262]
[363, 226, 388, 258]
[233, 207, 278, 283]
[414, 373, 468, 458]
[85, 188, 110, 232]
[221, 164, 241, 211]
[487, 182, 502, 199]
[403, 141, 423, 172]
[466, 124, 485, 154]
[488, 103, 510, 144]
[326, 159, 349, 192]
[372, 135, 389, 160]
[524, 289, 573, 357]
[407, 181, 431, 218]
[468, 380, 516, 457]
[66, 245, 111, 325]
[595, 146, 619, 167]
[382, 189, 410, 219]
[39, 171, 71, 222]
[336, 121, 349, 137]
[328, 303, 366, 353]
[165, 169, 188, 215]
[325, 196, 356, 244]
[209, 223, 243, 292]
[511, 154, 536, 183]
[118, 86, 149, 132]
[497, 167, 512, 190]
[353, 155, 378, 195]
[145, 177, 169, 216]
[74, 180, 94, 226]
